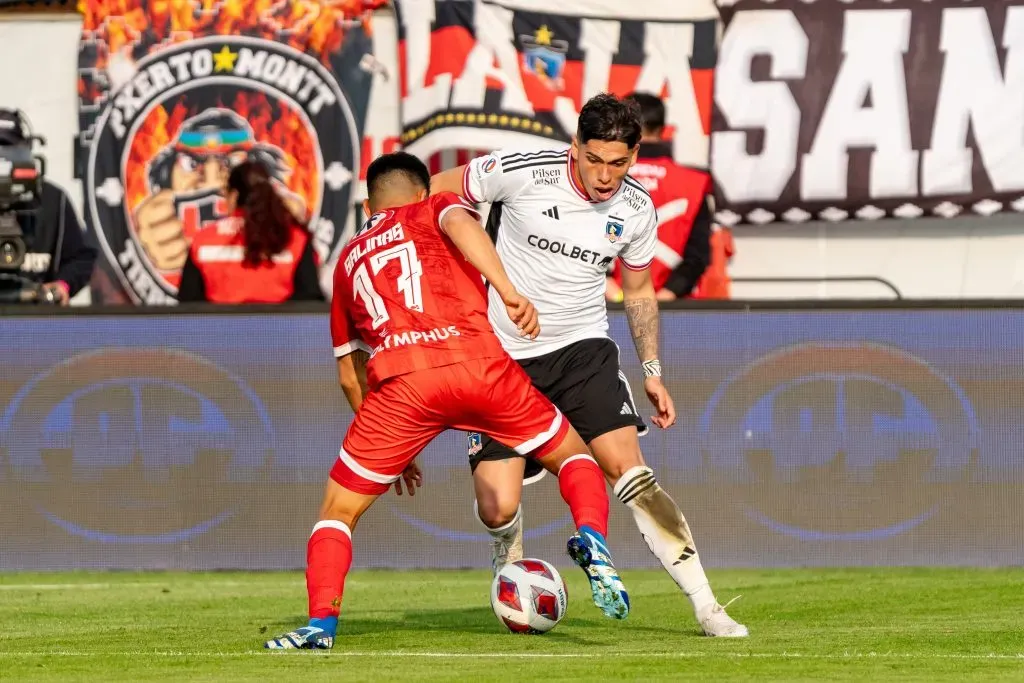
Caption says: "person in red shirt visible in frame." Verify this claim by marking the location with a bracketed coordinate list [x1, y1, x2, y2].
[606, 92, 711, 303]
[693, 223, 736, 299]
[265, 152, 629, 650]
[177, 161, 323, 303]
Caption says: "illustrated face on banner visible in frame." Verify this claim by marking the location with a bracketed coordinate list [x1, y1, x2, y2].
[76, 1, 381, 305]
[126, 102, 316, 287]
[84, 37, 359, 304]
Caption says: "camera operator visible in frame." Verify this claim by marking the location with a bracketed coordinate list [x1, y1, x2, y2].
[0, 109, 97, 305]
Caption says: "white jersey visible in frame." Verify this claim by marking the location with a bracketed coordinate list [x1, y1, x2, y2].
[463, 147, 658, 359]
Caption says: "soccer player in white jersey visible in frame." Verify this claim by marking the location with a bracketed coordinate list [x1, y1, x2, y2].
[430, 93, 747, 637]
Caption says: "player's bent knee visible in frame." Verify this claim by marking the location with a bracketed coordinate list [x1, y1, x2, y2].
[473, 477, 522, 529]
[589, 430, 646, 483]
[475, 497, 519, 529]
[603, 458, 647, 484]
[472, 459, 525, 527]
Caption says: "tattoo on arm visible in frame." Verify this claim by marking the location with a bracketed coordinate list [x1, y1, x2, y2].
[624, 296, 659, 362]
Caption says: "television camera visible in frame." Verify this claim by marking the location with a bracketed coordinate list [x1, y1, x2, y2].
[0, 108, 57, 303]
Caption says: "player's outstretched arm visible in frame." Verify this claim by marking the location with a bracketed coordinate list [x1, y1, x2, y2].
[430, 166, 468, 197]
[439, 207, 538, 339]
[621, 266, 676, 428]
[336, 350, 370, 412]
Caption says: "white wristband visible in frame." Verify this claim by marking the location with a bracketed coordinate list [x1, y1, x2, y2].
[642, 359, 662, 378]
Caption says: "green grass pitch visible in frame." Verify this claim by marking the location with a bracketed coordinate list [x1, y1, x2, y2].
[1, 568, 1022, 681]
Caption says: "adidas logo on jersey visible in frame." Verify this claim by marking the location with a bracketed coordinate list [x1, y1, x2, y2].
[542, 206, 560, 220]
[620, 402, 632, 415]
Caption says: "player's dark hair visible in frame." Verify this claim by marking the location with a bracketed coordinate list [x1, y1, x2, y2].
[577, 93, 642, 149]
[229, 161, 298, 268]
[366, 152, 431, 199]
[624, 92, 665, 136]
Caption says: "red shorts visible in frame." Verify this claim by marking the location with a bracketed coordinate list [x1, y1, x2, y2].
[331, 355, 570, 495]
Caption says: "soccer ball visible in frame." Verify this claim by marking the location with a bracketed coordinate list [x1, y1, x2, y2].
[490, 558, 568, 634]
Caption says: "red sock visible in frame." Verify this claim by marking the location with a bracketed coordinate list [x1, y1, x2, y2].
[306, 520, 353, 619]
[557, 455, 609, 537]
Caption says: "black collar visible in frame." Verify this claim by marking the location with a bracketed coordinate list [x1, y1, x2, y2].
[638, 141, 673, 160]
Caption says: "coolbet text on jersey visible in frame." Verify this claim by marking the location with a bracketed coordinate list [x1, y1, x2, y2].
[330, 192, 506, 389]
[463, 148, 659, 359]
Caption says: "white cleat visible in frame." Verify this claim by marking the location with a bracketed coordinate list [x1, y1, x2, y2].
[698, 599, 749, 638]
[490, 517, 524, 575]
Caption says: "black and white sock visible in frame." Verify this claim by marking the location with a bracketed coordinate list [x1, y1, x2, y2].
[614, 465, 717, 617]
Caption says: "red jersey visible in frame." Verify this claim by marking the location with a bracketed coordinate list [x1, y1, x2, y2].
[186, 212, 315, 303]
[330, 192, 506, 389]
[615, 143, 711, 291]
[691, 225, 736, 299]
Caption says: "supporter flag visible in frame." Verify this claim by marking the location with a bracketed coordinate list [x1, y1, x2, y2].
[74, 0, 386, 304]
[393, 0, 719, 170]
[712, 0, 1024, 226]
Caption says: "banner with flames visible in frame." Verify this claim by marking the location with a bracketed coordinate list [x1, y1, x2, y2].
[74, 0, 385, 305]
[393, 0, 719, 170]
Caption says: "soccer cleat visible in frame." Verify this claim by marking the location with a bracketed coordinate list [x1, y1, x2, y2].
[566, 526, 630, 620]
[264, 625, 334, 650]
[698, 598, 749, 638]
[490, 518, 524, 575]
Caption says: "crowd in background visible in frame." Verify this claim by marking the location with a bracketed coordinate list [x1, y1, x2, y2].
[0, 92, 732, 308]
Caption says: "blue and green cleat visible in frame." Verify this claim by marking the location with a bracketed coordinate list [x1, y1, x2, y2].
[264, 617, 337, 650]
[566, 526, 630, 620]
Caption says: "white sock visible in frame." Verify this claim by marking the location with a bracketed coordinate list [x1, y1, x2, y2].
[474, 500, 522, 541]
[614, 466, 717, 618]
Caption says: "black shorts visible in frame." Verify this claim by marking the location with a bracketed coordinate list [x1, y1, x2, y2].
[466, 338, 647, 482]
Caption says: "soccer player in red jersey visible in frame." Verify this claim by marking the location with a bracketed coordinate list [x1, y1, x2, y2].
[265, 152, 629, 650]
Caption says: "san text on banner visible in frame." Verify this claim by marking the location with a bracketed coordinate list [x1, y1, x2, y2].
[713, 0, 1024, 226]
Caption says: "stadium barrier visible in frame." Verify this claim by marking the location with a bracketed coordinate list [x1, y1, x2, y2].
[1, 301, 1021, 570]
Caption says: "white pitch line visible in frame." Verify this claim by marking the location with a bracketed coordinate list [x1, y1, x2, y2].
[0, 577, 495, 591]
[0, 582, 262, 591]
[0, 652, 1022, 660]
